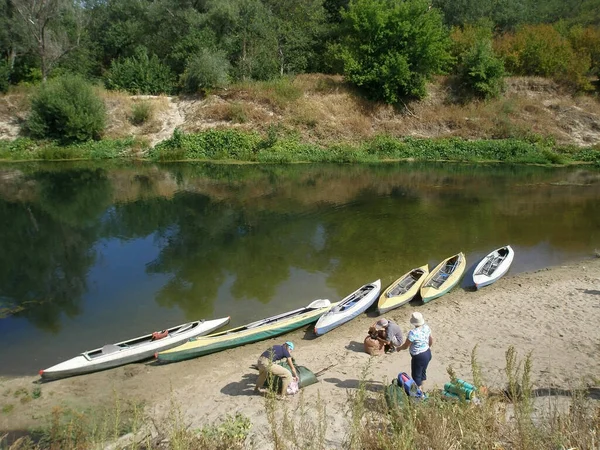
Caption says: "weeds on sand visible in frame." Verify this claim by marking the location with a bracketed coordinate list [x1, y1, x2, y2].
[348, 346, 599, 450]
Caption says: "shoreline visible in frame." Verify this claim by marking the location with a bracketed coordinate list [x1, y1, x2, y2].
[1, 257, 599, 445]
[2, 133, 600, 165]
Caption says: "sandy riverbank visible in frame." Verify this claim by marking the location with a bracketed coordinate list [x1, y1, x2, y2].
[1, 257, 599, 447]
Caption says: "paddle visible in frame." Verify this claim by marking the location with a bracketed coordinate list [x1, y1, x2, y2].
[245, 299, 332, 329]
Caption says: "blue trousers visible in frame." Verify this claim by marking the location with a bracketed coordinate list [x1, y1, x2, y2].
[411, 349, 432, 387]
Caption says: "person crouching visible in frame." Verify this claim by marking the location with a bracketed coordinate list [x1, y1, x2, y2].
[254, 341, 298, 399]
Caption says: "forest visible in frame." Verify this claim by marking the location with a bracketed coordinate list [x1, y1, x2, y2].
[1, 0, 599, 100]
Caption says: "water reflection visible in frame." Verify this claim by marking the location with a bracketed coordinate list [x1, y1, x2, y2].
[0, 162, 598, 375]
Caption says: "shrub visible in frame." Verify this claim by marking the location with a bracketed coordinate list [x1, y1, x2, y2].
[495, 24, 591, 91]
[129, 101, 153, 125]
[105, 47, 174, 95]
[0, 60, 10, 93]
[457, 39, 505, 99]
[568, 25, 600, 77]
[339, 0, 453, 103]
[181, 49, 230, 94]
[449, 20, 494, 63]
[27, 75, 106, 144]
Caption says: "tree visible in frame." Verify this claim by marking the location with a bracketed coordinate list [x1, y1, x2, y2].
[263, 0, 327, 75]
[11, 0, 85, 81]
[457, 38, 505, 99]
[180, 48, 231, 93]
[105, 46, 175, 95]
[207, 0, 278, 81]
[339, 0, 453, 103]
[28, 74, 106, 143]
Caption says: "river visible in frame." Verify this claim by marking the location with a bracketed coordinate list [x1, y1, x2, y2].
[0, 161, 599, 375]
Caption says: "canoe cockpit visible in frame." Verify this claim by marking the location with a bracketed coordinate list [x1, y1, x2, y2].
[387, 269, 425, 297]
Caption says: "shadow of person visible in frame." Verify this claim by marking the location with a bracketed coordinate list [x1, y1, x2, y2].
[220, 373, 258, 397]
[322, 377, 383, 393]
[346, 340, 366, 353]
[576, 288, 600, 296]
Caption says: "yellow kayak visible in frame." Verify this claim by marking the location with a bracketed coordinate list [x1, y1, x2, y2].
[378, 264, 429, 314]
[420, 252, 466, 303]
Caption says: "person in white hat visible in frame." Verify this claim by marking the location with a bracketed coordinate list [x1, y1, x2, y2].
[397, 312, 433, 390]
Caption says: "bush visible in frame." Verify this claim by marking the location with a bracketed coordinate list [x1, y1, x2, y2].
[449, 20, 494, 63]
[339, 0, 453, 103]
[457, 39, 505, 99]
[129, 101, 153, 125]
[27, 75, 106, 143]
[105, 47, 174, 95]
[0, 60, 10, 93]
[568, 25, 600, 77]
[495, 24, 591, 91]
[181, 49, 230, 94]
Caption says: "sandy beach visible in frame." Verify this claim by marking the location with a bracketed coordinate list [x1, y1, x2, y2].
[1, 257, 599, 447]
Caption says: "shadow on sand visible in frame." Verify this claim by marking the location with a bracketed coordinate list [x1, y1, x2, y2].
[220, 372, 259, 397]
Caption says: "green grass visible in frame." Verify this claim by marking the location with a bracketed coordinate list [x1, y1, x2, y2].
[2, 129, 600, 166]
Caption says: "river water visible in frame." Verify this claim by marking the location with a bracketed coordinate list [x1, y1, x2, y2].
[0, 161, 599, 375]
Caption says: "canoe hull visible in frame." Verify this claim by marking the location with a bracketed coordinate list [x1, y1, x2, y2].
[158, 302, 334, 363]
[378, 265, 428, 315]
[40, 317, 231, 380]
[420, 253, 466, 303]
[473, 245, 514, 289]
[314, 280, 381, 335]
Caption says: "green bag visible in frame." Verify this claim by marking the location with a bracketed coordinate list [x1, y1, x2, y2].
[263, 360, 318, 393]
[385, 379, 406, 410]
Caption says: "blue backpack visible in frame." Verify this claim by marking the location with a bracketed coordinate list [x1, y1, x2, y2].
[398, 372, 425, 399]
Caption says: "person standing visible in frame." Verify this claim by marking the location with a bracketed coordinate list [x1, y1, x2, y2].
[254, 341, 298, 399]
[374, 318, 404, 353]
[398, 312, 433, 390]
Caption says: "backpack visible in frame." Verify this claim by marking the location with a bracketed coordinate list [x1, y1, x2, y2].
[385, 372, 426, 410]
[398, 372, 425, 399]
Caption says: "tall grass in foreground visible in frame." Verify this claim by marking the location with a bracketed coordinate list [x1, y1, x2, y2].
[346, 346, 599, 450]
[1, 345, 598, 449]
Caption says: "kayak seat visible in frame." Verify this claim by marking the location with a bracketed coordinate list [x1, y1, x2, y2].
[101, 344, 122, 355]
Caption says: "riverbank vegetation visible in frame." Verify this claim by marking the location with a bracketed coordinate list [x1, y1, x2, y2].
[1, 129, 599, 165]
[1, 347, 598, 449]
[1, 0, 600, 163]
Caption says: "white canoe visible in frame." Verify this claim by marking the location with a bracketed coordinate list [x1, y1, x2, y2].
[40, 317, 230, 380]
[473, 245, 514, 289]
[314, 280, 381, 335]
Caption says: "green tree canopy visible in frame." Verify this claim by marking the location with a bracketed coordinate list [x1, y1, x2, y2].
[339, 0, 453, 103]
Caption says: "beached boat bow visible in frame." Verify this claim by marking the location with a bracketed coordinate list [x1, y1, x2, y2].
[378, 265, 429, 314]
[314, 280, 381, 335]
[420, 253, 466, 303]
[473, 245, 514, 289]
[40, 317, 231, 380]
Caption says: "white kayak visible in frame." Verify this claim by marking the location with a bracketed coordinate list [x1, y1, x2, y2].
[314, 280, 381, 335]
[40, 317, 230, 380]
[473, 245, 515, 289]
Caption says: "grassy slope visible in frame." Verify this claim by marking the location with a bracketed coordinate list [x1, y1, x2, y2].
[0, 75, 599, 164]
